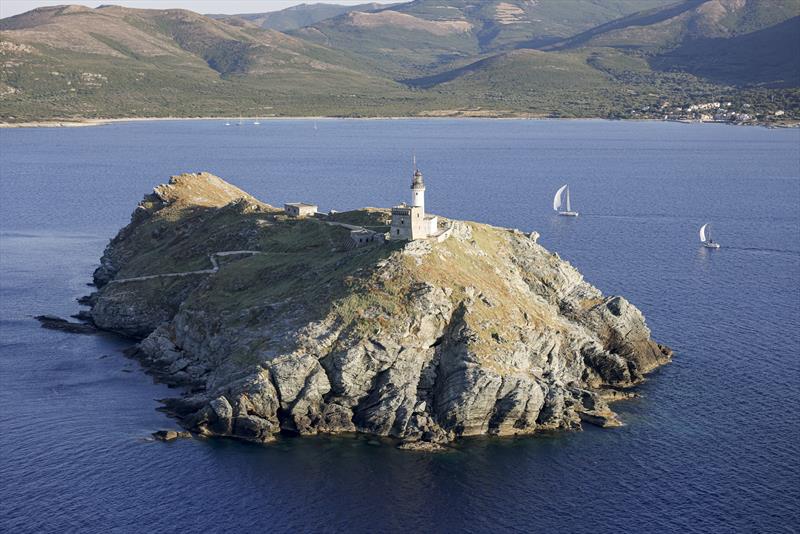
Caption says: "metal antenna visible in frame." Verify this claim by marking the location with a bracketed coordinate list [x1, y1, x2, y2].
[412, 151, 417, 172]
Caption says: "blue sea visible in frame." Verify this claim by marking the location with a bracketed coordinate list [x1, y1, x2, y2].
[1, 119, 798, 533]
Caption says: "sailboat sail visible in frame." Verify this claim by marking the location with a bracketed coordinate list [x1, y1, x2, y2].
[565, 186, 571, 212]
[553, 185, 567, 211]
[699, 223, 709, 242]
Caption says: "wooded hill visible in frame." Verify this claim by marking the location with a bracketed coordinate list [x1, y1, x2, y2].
[1, 0, 797, 122]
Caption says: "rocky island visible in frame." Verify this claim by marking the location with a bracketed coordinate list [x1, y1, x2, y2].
[82, 172, 671, 449]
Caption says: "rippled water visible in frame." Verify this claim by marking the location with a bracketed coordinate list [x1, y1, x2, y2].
[1, 119, 798, 533]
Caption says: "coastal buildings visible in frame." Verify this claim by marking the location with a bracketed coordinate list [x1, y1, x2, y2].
[628, 99, 792, 125]
[281, 162, 449, 246]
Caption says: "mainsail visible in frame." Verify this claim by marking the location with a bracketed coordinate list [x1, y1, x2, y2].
[553, 185, 567, 211]
[699, 223, 709, 242]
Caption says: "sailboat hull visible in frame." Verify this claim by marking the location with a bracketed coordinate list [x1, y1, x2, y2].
[558, 211, 579, 217]
[703, 242, 720, 249]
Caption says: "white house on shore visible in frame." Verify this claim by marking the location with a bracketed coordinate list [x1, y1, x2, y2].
[390, 165, 438, 241]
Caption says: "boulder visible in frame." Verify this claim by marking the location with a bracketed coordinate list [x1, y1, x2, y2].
[152, 429, 191, 441]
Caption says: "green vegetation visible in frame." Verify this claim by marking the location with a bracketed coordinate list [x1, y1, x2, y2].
[109, 176, 403, 327]
[1, 1, 798, 123]
[651, 16, 800, 87]
[328, 209, 391, 227]
[183, 218, 404, 328]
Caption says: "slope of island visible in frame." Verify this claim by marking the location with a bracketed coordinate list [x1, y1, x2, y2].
[82, 172, 671, 449]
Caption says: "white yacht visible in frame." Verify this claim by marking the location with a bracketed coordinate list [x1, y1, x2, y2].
[553, 184, 578, 217]
[700, 223, 720, 249]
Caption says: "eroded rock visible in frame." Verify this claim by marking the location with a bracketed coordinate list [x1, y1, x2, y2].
[152, 429, 191, 441]
[35, 315, 97, 334]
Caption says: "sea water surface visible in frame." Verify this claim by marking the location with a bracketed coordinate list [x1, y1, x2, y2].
[1, 119, 798, 533]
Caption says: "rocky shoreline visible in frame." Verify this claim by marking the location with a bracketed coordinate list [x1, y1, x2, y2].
[75, 172, 671, 450]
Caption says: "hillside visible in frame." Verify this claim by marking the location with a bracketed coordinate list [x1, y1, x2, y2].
[83, 172, 671, 448]
[1, 1, 798, 123]
[540, 0, 800, 87]
[651, 15, 800, 87]
[405, 0, 800, 116]
[408, 48, 627, 117]
[0, 4, 414, 120]
[547, 0, 800, 51]
[292, 0, 676, 77]
[212, 2, 393, 32]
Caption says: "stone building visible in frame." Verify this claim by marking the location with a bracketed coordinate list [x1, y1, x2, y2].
[390, 166, 438, 241]
[350, 228, 383, 248]
[284, 202, 318, 217]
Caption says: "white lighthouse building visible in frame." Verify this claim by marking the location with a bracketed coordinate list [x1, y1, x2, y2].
[390, 163, 438, 241]
[411, 168, 425, 212]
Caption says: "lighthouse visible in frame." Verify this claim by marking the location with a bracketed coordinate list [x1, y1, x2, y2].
[411, 167, 425, 212]
[390, 159, 438, 241]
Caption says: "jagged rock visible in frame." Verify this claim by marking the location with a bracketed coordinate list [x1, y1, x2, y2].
[87, 173, 671, 448]
[77, 293, 96, 306]
[398, 440, 449, 452]
[577, 410, 623, 428]
[35, 315, 97, 334]
[152, 429, 191, 441]
[71, 310, 93, 322]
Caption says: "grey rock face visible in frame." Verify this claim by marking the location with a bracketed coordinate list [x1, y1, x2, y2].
[89, 175, 671, 448]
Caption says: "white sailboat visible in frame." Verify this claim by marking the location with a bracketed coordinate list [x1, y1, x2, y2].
[253, 120, 260, 125]
[699, 223, 720, 248]
[553, 184, 578, 216]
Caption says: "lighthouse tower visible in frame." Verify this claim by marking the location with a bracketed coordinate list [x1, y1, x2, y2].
[411, 167, 425, 213]
[390, 158, 438, 241]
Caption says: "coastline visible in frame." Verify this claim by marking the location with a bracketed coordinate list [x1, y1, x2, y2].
[0, 114, 554, 128]
[2, 115, 797, 128]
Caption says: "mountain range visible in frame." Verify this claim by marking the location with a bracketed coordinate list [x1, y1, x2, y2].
[1, 0, 797, 123]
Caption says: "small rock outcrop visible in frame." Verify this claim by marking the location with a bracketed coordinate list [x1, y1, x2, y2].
[86, 173, 671, 449]
[152, 429, 192, 441]
[36, 314, 97, 334]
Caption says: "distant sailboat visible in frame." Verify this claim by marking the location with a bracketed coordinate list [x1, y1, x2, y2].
[553, 184, 578, 216]
[253, 120, 260, 125]
[313, 120, 318, 131]
[225, 121, 231, 126]
[699, 223, 720, 249]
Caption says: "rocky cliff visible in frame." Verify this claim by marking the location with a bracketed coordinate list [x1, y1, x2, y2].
[86, 172, 671, 449]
